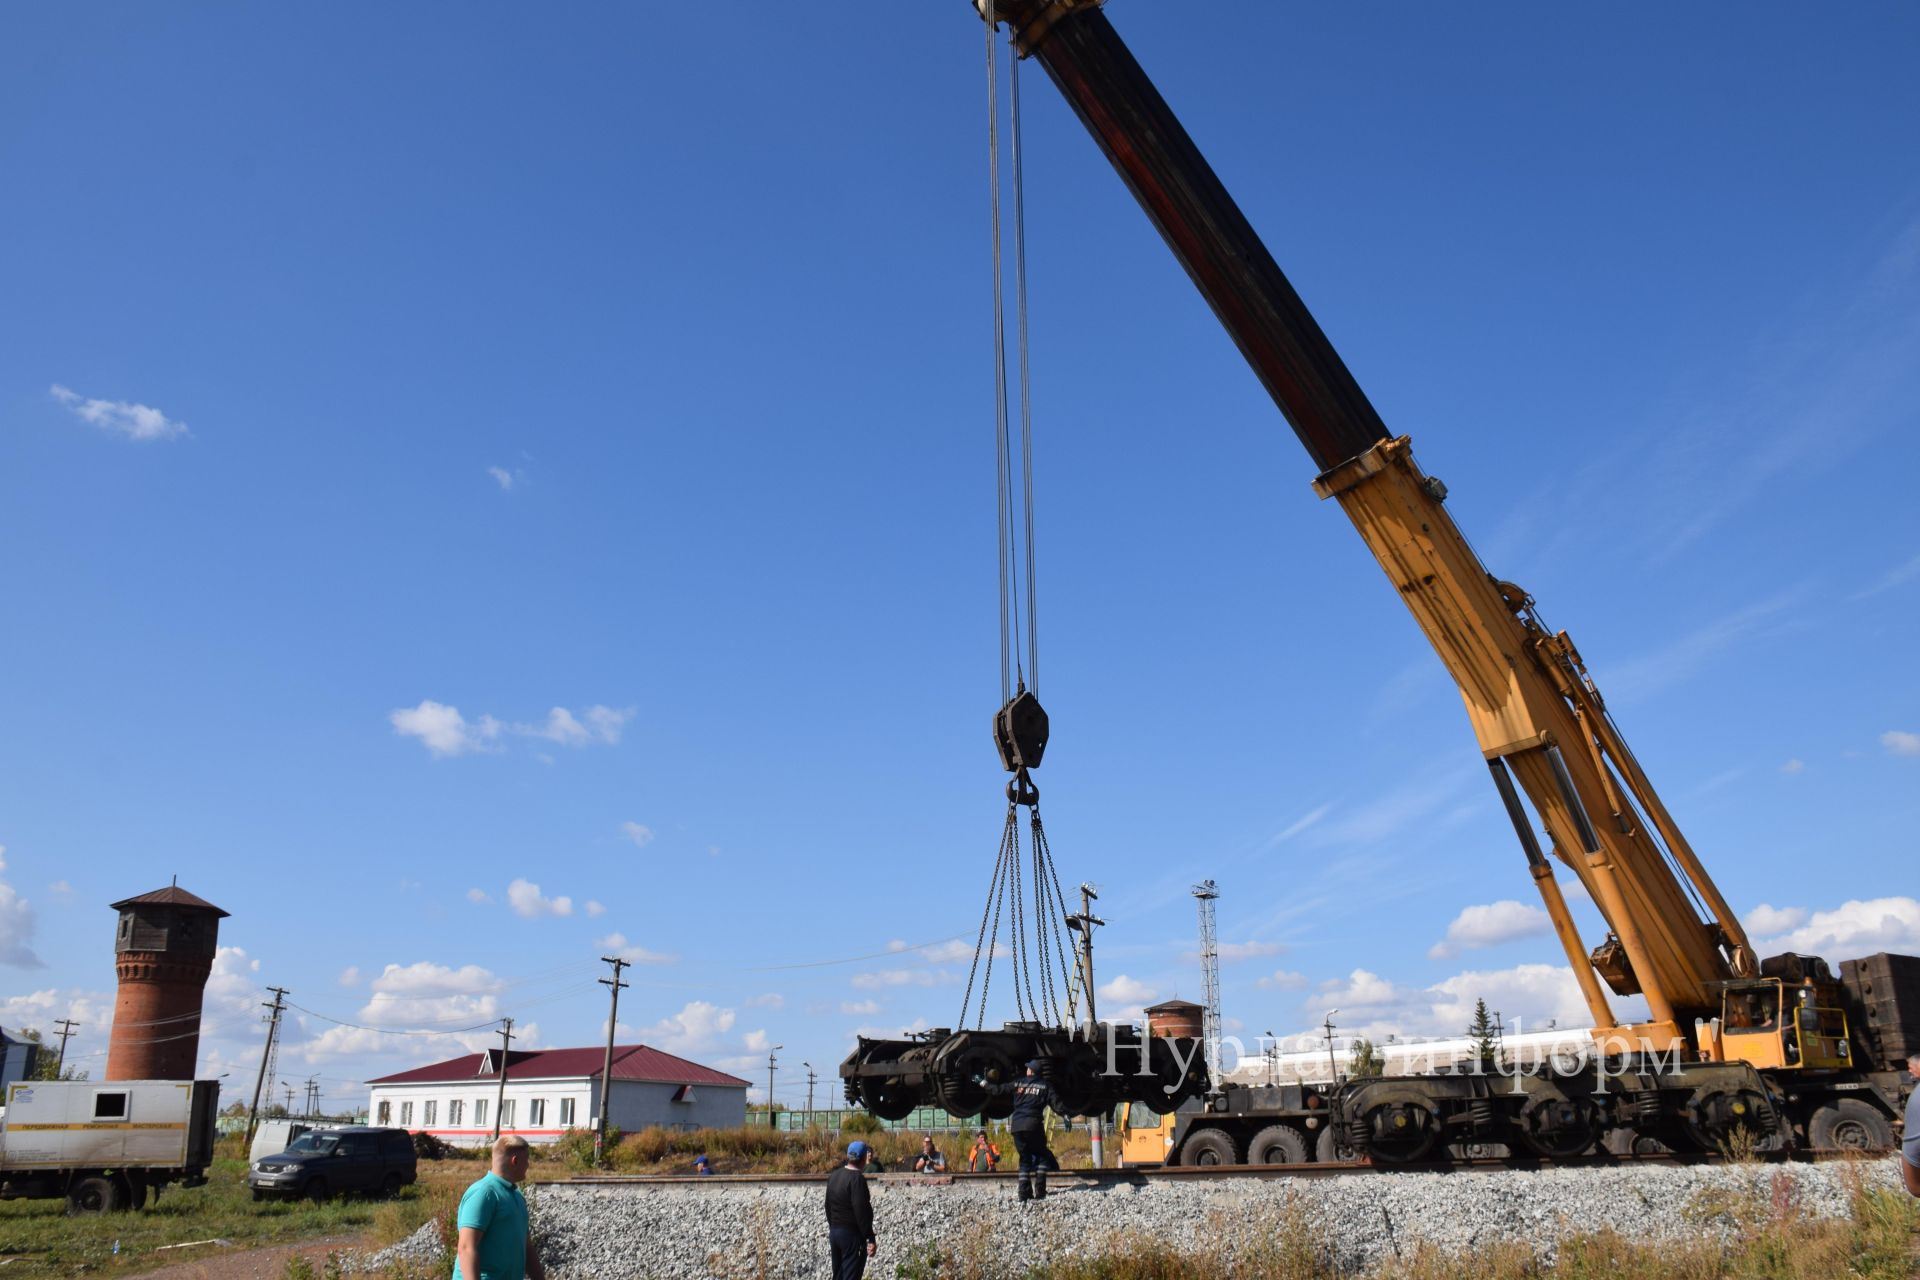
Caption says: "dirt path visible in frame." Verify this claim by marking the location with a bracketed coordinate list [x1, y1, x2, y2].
[131, 1233, 366, 1280]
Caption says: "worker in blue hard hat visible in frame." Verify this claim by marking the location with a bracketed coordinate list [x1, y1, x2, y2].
[825, 1140, 877, 1278]
[980, 1059, 1062, 1202]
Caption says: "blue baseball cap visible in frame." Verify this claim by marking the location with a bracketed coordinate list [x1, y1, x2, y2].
[1026, 1059, 1045, 1071]
[847, 1140, 871, 1159]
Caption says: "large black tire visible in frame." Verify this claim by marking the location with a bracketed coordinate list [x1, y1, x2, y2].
[1807, 1099, 1894, 1153]
[1313, 1123, 1358, 1163]
[381, 1172, 404, 1199]
[1246, 1124, 1308, 1165]
[66, 1176, 122, 1215]
[1178, 1128, 1239, 1167]
[303, 1177, 330, 1203]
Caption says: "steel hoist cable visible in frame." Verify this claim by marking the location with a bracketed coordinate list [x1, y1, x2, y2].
[962, 13, 1072, 1031]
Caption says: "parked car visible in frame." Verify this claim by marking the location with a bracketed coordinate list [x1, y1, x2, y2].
[248, 1125, 416, 1202]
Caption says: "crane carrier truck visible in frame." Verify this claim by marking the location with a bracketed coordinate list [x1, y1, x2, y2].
[977, 0, 1914, 1163]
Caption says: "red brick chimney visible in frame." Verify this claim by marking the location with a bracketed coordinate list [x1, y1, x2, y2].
[105, 885, 228, 1081]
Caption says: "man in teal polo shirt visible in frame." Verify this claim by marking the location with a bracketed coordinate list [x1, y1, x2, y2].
[454, 1135, 545, 1280]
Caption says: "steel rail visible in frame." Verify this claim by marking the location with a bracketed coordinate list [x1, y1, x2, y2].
[556, 1148, 1833, 1188]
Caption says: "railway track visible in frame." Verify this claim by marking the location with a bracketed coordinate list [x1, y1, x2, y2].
[558, 1147, 1809, 1188]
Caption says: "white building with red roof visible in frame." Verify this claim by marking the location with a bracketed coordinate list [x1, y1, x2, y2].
[366, 1044, 750, 1146]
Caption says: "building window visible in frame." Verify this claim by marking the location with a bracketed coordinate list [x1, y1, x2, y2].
[499, 1099, 516, 1130]
[423, 1100, 437, 1126]
[474, 1099, 488, 1129]
[399, 1101, 413, 1127]
[528, 1098, 545, 1126]
[559, 1098, 575, 1126]
[376, 1101, 391, 1125]
[449, 1099, 464, 1126]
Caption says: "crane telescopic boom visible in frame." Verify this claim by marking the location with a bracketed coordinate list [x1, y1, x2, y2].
[977, 0, 1758, 1058]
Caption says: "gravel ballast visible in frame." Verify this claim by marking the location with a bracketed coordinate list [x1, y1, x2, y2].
[524, 1161, 1900, 1278]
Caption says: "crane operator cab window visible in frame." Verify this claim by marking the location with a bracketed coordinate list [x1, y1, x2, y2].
[1724, 984, 1780, 1034]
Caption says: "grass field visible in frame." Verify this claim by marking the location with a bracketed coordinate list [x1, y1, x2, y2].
[0, 1149, 468, 1278]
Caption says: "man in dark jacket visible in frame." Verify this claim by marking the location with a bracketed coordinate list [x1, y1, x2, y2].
[824, 1141, 877, 1279]
[985, 1060, 1061, 1202]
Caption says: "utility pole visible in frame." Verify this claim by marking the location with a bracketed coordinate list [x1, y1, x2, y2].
[245, 987, 289, 1148]
[491, 1018, 515, 1141]
[1322, 1009, 1342, 1087]
[803, 1062, 816, 1121]
[1192, 880, 1222, 1084]
[52, 1018, 79, 1075]
[1264, 1029, 1277, 1088]
[1065, 882, 1105, 1167]
[595, 955, 629, 1167]
[303, 1076, 318, 1117]
[766, 1046, 783, 1131]
[283, 1085, 295, 1113]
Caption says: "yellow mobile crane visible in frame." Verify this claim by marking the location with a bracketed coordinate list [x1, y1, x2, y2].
[978, 0, 1914, 1161]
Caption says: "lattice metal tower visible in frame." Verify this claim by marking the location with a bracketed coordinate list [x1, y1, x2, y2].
[1192, 880, 1221, 1078]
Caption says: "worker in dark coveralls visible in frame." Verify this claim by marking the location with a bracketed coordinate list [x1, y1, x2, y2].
[1902, 1053, 1920, 1198]
[824, 1140, 878, 1279]
[983, 1059, 1061, 1201]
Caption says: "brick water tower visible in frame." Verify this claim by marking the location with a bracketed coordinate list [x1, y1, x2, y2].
[105, 884, 228, 1081]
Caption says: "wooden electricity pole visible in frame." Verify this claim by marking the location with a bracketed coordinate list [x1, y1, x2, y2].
[51, 1018, 79, 1074]
[595, 956, 629, 1167]
[1065, 883, 1105, 1167]
[245, 987, 288, 1148]
[491, 1018, 515, 1141]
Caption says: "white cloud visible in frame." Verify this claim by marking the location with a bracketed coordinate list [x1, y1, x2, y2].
[1427, 900, 1552, 960]
[466, 887, 493, 904]
[506, 878, 573, 918]
[47, 880, 72, 898]
[595, 932, 675, 965]
[849, 968, 957, 990]
[1881, 730, 1920, 757]
[620, 822, 655, 849]
[745, 993, 785, 1010]
[741, 1029, 771, 1054]
[1779, 759, 1805, 774]
[1097, 974, 1156, 1005]
[390, 700, 503, 758]
[638, 1001, 736, 1055]
[1751, 897, 1920, 957]
[585, 900, 606, 917]
[1255, 970, 1310, 991]
[841, 999, 880, 1015]
[0, 847, 46, 969]
[486, 465, 523, 492]
[1744, 904, 1808, 936]
[337, 966, 362, 987]
[516, 706, 633, 748]
[49, 384, 189, 442]
[1303, 964, 1601, 1042]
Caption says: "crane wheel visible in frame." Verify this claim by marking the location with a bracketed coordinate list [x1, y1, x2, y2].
[1807, 1100, 1894, 1153]
[1314, 1123, 1360, 1163]
[1178, 1128, 1240, 1166]
[1247, 1125, 1308, 1165]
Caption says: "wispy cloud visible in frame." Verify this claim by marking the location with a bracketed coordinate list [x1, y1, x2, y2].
[1268, 805, 1331, 846]
[49, 384, 189, 442]
[486, 465, 525, 492]
[1850, 551, 1920, 602]
[620, 822, 655, 848]
[514, 706, 633, 748]
[389, 700, 631, 757]
[1881, 730, 1920, 757]
[1602, 590, 1805, 704]
[390, 701, 502, 758]
[596, 932, 675, 964]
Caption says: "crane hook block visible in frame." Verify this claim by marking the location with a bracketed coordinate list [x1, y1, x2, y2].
[993, 689, 1050, 773]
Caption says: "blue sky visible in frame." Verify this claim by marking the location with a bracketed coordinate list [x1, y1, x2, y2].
[2, 2, 1917, 1113]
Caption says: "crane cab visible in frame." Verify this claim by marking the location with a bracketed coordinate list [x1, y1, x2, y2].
[1115, 1100, 1178, 1167]
[1714, 977, 1852, 1071]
